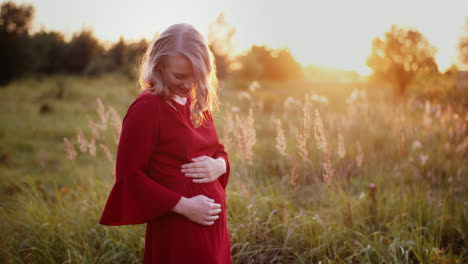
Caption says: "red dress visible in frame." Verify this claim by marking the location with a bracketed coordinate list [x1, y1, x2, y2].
[99, 89, 231, 264]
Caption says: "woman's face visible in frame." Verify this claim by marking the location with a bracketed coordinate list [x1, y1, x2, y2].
[161, 55, 195, 98]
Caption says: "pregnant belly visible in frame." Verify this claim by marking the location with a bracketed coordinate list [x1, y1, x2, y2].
[154, 172, 226, 203]
[146, 165, 230, 262]
[147, 175, 230, 263]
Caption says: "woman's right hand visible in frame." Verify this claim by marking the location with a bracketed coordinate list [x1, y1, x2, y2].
[171, 195, 221, 226]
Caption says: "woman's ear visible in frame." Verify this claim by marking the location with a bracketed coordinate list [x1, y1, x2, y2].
[155, 64, 166, 79]
[155, 64, 163, 72]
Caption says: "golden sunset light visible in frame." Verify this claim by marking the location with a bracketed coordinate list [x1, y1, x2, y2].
[18, 0, 468, 75]
[2, 0, 468, 262]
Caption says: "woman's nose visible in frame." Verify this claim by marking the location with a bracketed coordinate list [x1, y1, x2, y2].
[183, 80, 193, 90]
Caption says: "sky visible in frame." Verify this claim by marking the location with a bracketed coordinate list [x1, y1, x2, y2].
[11, 0, 468, 75]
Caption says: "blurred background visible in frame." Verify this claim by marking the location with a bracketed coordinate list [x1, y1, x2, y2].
[1, 0, 467, 263]
[2, 0, 468, 91]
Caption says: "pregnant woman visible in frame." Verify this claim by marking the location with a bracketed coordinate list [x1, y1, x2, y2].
[99, 23, 231, 264]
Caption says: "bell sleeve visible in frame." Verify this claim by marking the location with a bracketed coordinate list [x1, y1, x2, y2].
[213, 142, 230, 190]
[206, 111, 230, 190]
[99, 95, 183, 226]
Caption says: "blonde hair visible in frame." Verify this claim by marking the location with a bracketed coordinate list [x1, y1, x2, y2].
[138, 23, 219, 127]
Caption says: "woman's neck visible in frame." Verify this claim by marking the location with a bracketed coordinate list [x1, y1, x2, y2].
[171, 94, 188, 105]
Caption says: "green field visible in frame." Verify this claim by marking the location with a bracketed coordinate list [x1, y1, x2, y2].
[0, 74, 466, 263]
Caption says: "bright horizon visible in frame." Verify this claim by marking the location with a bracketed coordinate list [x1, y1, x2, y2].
[12, 0, 468, 76]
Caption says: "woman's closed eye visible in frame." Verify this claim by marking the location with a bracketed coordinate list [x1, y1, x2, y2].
[174, 73, 189, 80]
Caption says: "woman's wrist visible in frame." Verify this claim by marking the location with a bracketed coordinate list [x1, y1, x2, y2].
[172, 196, 190, 215]
[216, 157, 226, 175]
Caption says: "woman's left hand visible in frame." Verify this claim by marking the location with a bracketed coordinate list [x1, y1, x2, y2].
[181, 156, 226, 183]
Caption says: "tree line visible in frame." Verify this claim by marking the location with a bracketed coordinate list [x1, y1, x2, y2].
[2, 1, 468, 99]
[0, 2, 303, 86]
[0, 1, 150, 85]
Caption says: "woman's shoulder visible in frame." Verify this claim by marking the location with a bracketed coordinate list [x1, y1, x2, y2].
[123, 89, 165, 121]
[129, 89, 165, 110]
[137, 89, 165, 103]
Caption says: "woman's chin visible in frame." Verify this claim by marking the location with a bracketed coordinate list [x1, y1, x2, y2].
[170, 90, 190, 98]
[179, 90, 192, 97]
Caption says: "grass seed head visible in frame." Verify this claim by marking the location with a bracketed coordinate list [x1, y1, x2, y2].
[64, 137, 77, 160]
[108, 106, 122, 144]
[276, 120, 288, 157]
[77, 127, 88, 152]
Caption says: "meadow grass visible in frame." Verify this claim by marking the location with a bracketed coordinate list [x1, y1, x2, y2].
[0, 74, 466, 263]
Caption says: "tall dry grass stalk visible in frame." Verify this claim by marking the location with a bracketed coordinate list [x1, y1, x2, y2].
[423, 100, 432, 129]
[87, 116, 100, 141]
[399, 127, 405, 157]
[439, 105, 451, 128]
[86, 115, 99, 157]
[356, 140, 363, 168]
[235, 109, 256, 166]
[296, 128, 309, 162]
[453, 115, 467, 141]
[313, 109, 333, 186]
[99, 144, 113, 163]
[456, 136, 468, 153]
[63, 137, 77, 160]
[223, 104, 234, 151]
[337, 127, 346, 159]
[277, 119, 299, 191]
[65, 98, 122, 162]
[108, 106, 122, 144]
[314, 110, 327, 153]
[233, 177, 249, 197]
[96, 98, 109, 129]
[276, 120, 288, 157]
[321, 155, 333, 187]
[88, 137, 96, 157]
[290, 154, 298, 192]
[77, 127, 88, 152]
[295, 97, 310, 162]
[295, 128, 308, 162]
[302, 96, 311, 137]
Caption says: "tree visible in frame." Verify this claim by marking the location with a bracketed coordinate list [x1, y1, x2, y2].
[366, 25, 438, 97]
[237, 45, 303, 82]
[0, 1, 34, 85]
[64, 29, 102, 73]
[108, 36, 127, 69]
[123, 38, 148, 80]
[458, 17, 468, 67]
[208, 12, 236, 79]
[30, 30, 67, 74]
[237, 48, 264, 81]
[263, 49, 303, 81]
[126, 38, 147, 65]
